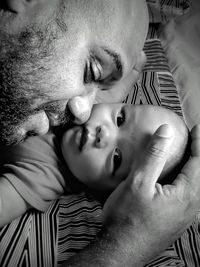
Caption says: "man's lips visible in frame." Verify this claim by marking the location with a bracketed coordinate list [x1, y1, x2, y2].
[45, 112, 59, 126]
[46, 110, 69, 126]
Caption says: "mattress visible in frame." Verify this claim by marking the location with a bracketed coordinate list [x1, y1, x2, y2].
[160, 0, 200, 130]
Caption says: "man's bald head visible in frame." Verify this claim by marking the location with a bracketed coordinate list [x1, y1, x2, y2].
[0, 0, 149, 144]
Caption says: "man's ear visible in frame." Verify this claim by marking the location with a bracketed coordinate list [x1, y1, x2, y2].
[5, 0, 40, 13]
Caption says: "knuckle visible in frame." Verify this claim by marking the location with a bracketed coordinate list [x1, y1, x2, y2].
[148, 145, 166, 159]
[131, 170, 144, 190]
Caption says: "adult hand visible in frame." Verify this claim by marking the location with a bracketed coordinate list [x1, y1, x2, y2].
[66, 124, 200, 267]
[102, 124, 200, 266]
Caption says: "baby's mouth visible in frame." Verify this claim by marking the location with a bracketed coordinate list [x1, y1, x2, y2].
[79, 125, 89, 151]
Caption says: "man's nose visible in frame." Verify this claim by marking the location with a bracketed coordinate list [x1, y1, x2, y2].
[95, 125, 111, 148]
[67, 89, 97, 124]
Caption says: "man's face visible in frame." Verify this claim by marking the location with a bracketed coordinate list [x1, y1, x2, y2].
[0, 0, 148, 144]
[61, 103, 188, 191]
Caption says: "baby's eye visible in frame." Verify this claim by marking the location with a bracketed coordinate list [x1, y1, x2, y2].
[117, 108, 125, 127]
[112, 148, 122, 175]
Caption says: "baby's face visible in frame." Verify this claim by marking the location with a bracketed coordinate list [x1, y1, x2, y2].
[61, 103, 187, 191]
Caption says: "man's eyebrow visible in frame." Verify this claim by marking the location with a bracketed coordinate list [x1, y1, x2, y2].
[103, 48, 123, 76]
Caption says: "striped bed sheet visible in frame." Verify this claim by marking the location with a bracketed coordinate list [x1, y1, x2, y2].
[1, 37, 200, 267]
[146, 0, 191, 23]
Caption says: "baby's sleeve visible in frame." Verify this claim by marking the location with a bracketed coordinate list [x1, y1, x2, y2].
[0, 134, 66, 212]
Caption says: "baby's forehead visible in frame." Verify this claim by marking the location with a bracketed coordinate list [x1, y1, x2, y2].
[151, 105, 182, 123]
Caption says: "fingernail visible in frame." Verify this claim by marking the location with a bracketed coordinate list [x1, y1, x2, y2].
[156, 124, 173, 138]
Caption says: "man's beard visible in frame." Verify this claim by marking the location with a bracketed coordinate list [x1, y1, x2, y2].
[0, 19, 69, 145]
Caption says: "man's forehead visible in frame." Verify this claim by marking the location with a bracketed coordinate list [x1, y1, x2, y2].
[62, 0, 147, 46]
[63, 0, 140, 22]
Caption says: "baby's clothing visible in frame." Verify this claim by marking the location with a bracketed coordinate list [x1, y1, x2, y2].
[0, 132, 71, 211]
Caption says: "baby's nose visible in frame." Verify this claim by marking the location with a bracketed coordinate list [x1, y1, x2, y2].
[67, 90, 97, 124]
[95, 125, 110, 148]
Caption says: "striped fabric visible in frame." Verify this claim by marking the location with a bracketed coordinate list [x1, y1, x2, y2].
[57, 193, 102, 265]
[1, 21, 199, 267]
[0, 200, 59, 267]
[0, 192, 103, 267]
[124, 39, 183, 120]
[146, 0, 191, 23]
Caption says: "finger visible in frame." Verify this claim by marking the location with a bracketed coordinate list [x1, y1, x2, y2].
[191, 124, 200, 139]
[174, 137, 200, 197]
[172, 159, 200, 215]
[131, 124, 174, 196]
[173, 124, 200, 197]
[175, 158, 200, 188]
[191, 124, 200, 156]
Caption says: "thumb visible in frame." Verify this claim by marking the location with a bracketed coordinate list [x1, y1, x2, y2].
[191, 124, 200, 156]
[131, 124, 174, 197]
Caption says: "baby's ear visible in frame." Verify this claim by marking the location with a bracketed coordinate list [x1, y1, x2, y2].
[134, 51, 147, 73]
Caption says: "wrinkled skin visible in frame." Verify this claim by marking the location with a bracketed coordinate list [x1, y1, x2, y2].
[0, 0, 148, 144]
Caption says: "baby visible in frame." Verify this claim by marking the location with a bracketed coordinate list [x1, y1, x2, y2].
[0, 103, 189, 227]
